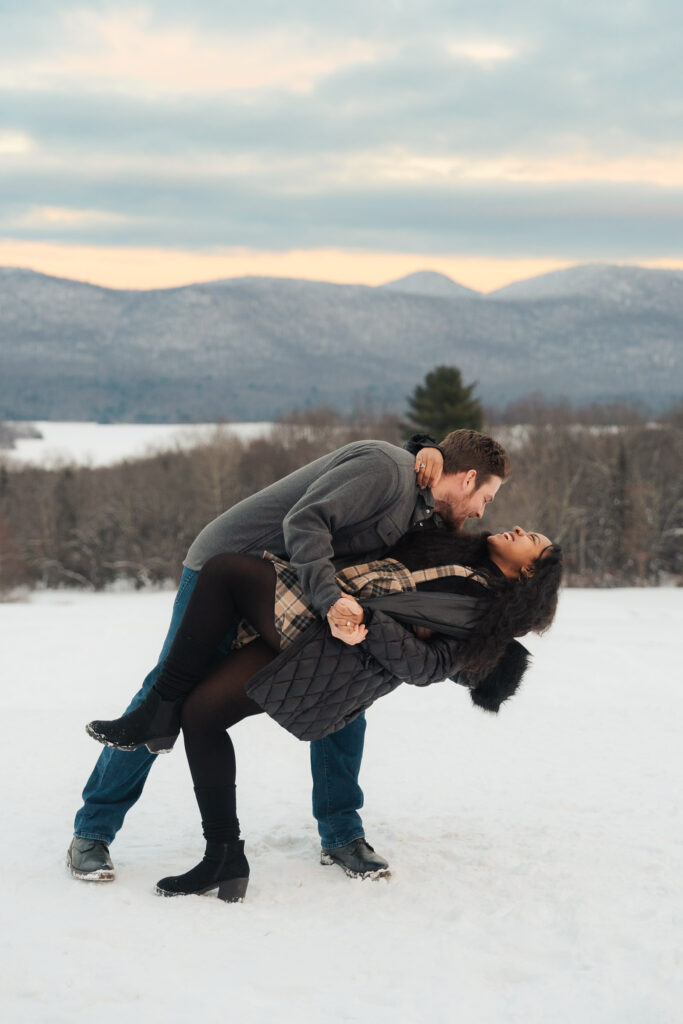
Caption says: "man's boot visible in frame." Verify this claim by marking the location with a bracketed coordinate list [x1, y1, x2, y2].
[67, 837, 115, 882]
[321, 838, 390, 879]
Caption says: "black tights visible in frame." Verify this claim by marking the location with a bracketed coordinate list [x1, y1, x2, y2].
[156, 554, 282, 842]
[179, 552, 281, 653]
[181, 640, 277, 842]
[154, 553, 281, 702]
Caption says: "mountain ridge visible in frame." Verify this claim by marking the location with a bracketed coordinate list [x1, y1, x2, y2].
[1, 263, 680, 421]
[380, 270, 480, 299]
[3, 260, 681, 298]
[487, 263, 683, 302]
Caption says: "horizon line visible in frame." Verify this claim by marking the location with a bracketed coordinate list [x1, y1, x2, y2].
[2, 252, 683, 295]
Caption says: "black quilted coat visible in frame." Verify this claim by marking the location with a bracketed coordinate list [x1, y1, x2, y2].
[246, 590, 529, 741]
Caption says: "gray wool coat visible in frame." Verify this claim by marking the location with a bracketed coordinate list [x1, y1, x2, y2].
[184, 440, 437, 617]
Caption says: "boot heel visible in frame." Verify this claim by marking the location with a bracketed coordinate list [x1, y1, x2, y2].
[217, 877, 249, 902]
[145, 736, 178, 754]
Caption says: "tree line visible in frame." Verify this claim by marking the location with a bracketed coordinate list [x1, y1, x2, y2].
[1, 404, 681, 595]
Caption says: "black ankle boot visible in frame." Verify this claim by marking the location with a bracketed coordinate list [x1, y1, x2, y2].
[156, 841, 250, 902]
[86, 688, 182, 753]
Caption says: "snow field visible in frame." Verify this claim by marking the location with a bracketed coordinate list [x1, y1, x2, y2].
[2, 421, 273, 468]
[0, 587, 681, 1023]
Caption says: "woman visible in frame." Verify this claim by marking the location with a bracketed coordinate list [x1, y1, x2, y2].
[87, 525, 562, 902]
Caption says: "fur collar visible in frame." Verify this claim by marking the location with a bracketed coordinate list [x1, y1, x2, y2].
[469, 639, 530, 712]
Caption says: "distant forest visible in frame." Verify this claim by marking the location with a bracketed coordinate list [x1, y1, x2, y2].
[1, 402, 681, 594]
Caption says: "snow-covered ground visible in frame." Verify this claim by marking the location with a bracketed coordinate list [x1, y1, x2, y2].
[2, 421, 273, 468]
[1, 587, 681, 1023]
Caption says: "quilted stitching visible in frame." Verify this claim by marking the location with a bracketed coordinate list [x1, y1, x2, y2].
[246, 612, 464, 741]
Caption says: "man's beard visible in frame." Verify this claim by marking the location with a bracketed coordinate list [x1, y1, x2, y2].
[433, 499, 466, 532]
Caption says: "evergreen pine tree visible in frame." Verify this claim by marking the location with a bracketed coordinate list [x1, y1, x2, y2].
[402, 365, 483, 439]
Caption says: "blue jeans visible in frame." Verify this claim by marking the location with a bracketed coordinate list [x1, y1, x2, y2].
[74, 568, 366, 849]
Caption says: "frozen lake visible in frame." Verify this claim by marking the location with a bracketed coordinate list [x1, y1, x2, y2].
[1, 587, 681, 1023]
[1, 421, 274, 468]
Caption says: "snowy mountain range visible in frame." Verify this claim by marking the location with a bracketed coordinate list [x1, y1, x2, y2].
[0, 264, 681, 421]
[380, 270, 480, 299]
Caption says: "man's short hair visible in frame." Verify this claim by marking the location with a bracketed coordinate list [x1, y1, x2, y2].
[439, 429, 510, 483]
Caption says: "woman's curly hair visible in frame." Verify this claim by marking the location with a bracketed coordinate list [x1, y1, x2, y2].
[388, 529, 563, 682]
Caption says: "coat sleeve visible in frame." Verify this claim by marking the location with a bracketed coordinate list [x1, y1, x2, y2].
[402, 433, 441, 454]
[282, 451, 403, 617]
[362, 609, 467, 688]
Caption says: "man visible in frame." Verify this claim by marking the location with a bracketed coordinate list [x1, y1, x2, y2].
[68, 429, 509, 882]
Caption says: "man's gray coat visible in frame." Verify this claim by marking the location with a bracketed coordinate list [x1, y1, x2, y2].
[185, 440, 436, 616]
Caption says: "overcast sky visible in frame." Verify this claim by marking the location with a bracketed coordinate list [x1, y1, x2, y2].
[1, 1, 682, 290]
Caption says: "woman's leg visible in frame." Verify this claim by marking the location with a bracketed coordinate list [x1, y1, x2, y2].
[86, 554, 280, 752]
[156, 639, 276, 901]
[181, 640, 273, 840]
[154, 553, 280, 700]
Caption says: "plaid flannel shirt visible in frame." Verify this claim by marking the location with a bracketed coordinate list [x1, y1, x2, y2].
[235, 553, 487, 650]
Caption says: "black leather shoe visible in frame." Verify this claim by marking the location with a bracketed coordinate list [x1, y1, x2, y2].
[321, 838, 390, 879]
[86, 688, 181, 753]
[156, 840, 250, 902]
[67, 837, 115, 882]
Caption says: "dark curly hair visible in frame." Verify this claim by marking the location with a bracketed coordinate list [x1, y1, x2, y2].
[388, 529, 563, 683]
[463, 543, 563, 682]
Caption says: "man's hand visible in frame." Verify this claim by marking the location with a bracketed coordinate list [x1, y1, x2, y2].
[328, 620, 368, 645]
[414, 447, 443, 489]
[327, 594, 367, 645]
[328, 594, 364, 626]
[412, 625, 435, 640]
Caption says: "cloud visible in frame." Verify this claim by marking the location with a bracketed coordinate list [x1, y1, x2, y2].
[11, 206, 132, 227]
[0, 131, 34, 155]
[1, 162, 681, 258]
[0, 9, 387, 95]
[445, 40, 519, 65]
[0, 1, 681, 272]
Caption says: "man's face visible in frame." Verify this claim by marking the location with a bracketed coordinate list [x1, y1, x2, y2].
[431, 471, 503, 527]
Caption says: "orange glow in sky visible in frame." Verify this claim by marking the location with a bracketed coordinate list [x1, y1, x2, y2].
[2, 240, 682, 293]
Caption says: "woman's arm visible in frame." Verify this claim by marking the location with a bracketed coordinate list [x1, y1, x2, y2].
[403, 433, 443, 490]
[362, 609, 466, 688]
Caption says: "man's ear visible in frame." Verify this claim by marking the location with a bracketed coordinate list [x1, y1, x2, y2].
[464, 469, 477, 490]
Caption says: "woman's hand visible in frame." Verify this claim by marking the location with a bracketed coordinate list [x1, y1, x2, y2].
[328, 620, 368, 645]
[327, 594, 367, 645]
[414, 447, 443, 489]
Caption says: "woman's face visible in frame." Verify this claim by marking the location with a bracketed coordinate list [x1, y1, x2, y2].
[487, 526, 552, 578]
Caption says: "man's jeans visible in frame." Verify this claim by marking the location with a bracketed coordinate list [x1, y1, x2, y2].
[74, 567, 366, 850]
